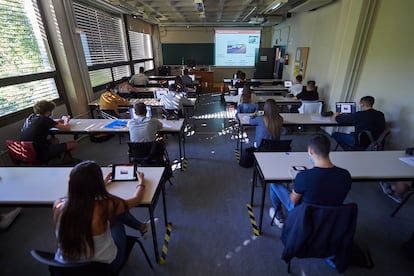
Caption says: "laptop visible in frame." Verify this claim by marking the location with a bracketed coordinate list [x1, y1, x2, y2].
[284, 80, 292, 88]
[129, 105, 152, 119]
[155, 90, 168, 101]
[189, 74, 195, 81]
[335, 102, 356, 114]
[168, 80, 175, 86]
[111, 164, 137, 181]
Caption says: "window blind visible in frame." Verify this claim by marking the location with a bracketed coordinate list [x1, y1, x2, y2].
[73, 2, 127, 65]
[129, 31, 153, 60]
[0, 0, 59, 118]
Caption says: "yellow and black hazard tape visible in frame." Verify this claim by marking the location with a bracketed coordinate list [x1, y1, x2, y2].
[181, 158, 188, 171]
[158, 223, 173, 265]
[246, 204, 260, 236]
[234, 149, 240, 162]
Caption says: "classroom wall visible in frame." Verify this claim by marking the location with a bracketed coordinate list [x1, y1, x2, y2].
[272, 0, 414, 149]
[353, 0, 414, 149]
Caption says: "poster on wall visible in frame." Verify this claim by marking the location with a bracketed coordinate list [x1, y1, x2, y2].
[293, 47, 309, 78]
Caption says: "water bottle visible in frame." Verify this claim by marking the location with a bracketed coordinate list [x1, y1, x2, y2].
[146, 106, 152, 117]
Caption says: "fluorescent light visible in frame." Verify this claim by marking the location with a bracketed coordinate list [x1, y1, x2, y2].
[261, 0, 288, 14]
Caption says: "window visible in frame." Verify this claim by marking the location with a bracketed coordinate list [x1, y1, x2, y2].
[73, 2, 128, 89]
[0, 0, 60, 118]
[129, 30, 154, 72]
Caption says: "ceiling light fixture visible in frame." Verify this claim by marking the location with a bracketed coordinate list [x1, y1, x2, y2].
[242, 6, 257, 22]
[261, 0, 288, 15]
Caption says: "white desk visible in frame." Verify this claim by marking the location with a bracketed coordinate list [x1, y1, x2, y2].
[251, 151, 414, 233]
[236, 113, 344, 156]
[0, 166, 167, 262]
[224, 95, 301, 106]
[50, 119, 187, 169]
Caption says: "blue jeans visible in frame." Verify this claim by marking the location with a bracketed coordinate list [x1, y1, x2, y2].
[110, 212, 142, 273]
[270, 183, 295, 218]
[332, 132, 356, 151]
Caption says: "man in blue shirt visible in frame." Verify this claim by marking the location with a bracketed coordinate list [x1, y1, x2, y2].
[269, 134, 352, 228]
[332, 96, 385, 150]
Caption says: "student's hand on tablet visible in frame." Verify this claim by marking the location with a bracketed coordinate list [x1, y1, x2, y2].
[104, 173, 112, 185]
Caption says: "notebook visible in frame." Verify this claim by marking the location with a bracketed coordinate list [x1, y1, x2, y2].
[284, 80, 292, 88]
[335, 102, 356, 114]
[111, 164, 137, 181]
[104, 120, 127, 129]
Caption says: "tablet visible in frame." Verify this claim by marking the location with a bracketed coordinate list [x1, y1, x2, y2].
[111, 164, 137, 181]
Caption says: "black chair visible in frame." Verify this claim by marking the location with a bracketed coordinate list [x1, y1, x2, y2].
[281, 203, 358, 274]
[358, 128, 391, 151]
[128, 141, 173, 185]
[258, 139, 292, 152]
[31, 236, 153, 276]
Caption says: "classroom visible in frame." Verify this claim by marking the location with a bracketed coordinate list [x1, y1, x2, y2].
[0, 0, 413, 275]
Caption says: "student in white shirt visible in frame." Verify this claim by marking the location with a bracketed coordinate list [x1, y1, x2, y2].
[130, 67, 149, 87]
[288, 74, 303, 96]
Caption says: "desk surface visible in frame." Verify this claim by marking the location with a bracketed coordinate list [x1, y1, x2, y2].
[0, 167, 165, 206]
[88, 97, 196, 108]
[225, 95, 301, 104]
[252, 86, 288, 91]
[254, 151, 414, 182]
[224, 78, 283, 84]
[238, 113, 339, 126]
[52, 118, 184, 134]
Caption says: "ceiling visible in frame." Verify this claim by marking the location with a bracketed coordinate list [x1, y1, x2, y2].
[93, 0, 317, 27]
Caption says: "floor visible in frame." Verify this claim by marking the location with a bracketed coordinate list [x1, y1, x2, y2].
[1, 94, 413, 276]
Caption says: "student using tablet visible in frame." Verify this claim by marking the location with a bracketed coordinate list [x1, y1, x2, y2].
[53, 161, 156, 273]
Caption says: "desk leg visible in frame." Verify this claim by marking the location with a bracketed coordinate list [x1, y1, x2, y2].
[239, 125, 244, 160]
[179, 130, 183, 170]
[391, 190, 414, 217]
[258, 182, 267, 234]
[149, 207, 159, 262]
[250, 165, 257, 205]
[162, 180, 168, 226]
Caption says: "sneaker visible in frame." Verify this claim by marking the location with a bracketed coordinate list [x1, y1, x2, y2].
[140, 218, 159, 240]
[269, 207, 284, 229]
[0, 208, 21, 230]
[379, 181, 392, 195]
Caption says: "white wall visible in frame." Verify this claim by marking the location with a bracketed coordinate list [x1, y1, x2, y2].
[272, 0, 414, 148]
[354, 0, 414, 148]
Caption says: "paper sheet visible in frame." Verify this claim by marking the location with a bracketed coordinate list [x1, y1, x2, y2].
[399, 157, 414, 167]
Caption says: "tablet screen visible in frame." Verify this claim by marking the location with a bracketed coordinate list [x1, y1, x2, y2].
[112, 164, 137, 181]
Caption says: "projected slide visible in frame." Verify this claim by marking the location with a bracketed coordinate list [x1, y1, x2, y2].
[215, 30, 261, 67]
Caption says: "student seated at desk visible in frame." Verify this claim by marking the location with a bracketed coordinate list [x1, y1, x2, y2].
[117, 77, 139, 94]
[127, 103, 162, 143]
[236, 88, 259, 121]
[99, 83, 130, 118]
[169, 76, 186, 93]
[20, 100, 77, 163]
[234, 72, 247, 89]
[53, 161, 156, 274]
[163, 83, 192, 118]
[249, 99, 283, 148]
[130, 66, 148, 87]
[288, 74, 303, 97]
[181, 69, 193, 88]
[269, 134, 352, 228]
[293, 80, 319, 101]
[332, 96, 385, 151]
[237, 84, 258, 104]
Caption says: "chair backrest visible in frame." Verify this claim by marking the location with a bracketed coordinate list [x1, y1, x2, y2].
[281, 203, 358, 273]
[298, 101, 322, 114]
[259, 139, 292, 152]
[128, 141, 164, 165]
[97, 109, 118, 119]
[6, 140, 38, 165]
[30, 250, 112, 276]
[358, 129, 391, 151]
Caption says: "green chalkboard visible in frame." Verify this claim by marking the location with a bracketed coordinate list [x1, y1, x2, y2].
[162, 43, 214, 65]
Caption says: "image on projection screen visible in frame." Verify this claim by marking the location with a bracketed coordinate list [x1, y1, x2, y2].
[215, 30, 261, 67]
